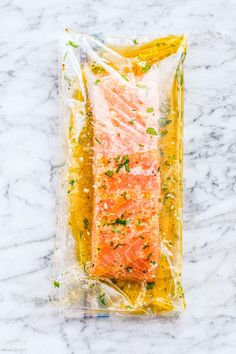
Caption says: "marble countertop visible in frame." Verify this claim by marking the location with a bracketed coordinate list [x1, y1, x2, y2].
[0, 0, 235, 353]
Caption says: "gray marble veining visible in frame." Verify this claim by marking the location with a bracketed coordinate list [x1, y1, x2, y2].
[0, 0, 236, 353]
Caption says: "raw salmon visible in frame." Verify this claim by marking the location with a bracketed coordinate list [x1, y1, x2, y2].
[87, 67, 160, 281]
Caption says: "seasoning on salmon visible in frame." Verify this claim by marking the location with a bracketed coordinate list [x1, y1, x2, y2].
[87, 67, 160, 281]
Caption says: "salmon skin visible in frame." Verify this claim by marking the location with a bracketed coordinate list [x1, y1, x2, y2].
[87, 68, 160, 282]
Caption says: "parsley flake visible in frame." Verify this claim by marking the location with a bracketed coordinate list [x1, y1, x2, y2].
[160, 130, 168, 137]
[94, 79, 101, 85]
[140, 62, 151, 73]
[116, 155, 130, 173]
[105, 170, 113, 178]
[179, 71, 184, 86]
[160, 118, 172, 128]
[114, 218, 128, 226]
[98, 293, 106, 306]
[69, 179, 75, 186]
[121, 74, 129, 81]
[125, 163, 130, 172]
[146, 127, 158, 136]
[146, 282, 155, 290]
[68, 40, 79, 48]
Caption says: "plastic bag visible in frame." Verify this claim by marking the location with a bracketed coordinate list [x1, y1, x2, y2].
[53, 30, 187, 317]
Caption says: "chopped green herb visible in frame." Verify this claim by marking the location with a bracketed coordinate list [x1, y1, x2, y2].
[116, 164, 122, 173]
[159, 118, 172, 128]
[98, 293, 106, 306]
[67, 190, 71, 194]
[68, 40, 79, 48]
[69, 179, 75, 186]
[126, 266, 133, 272]
[176, 66, 184, 86]
[177, 281, 184, 298]
[94, 79, 101, 85]
[146, 127, 158, 136]
[121, 74, 129, 81]
[114, 218, 128, 226]
[180, 71, 184, 86]
[125, 163, 130, 172]
[83, 218, 89, 229]
[146, 107, 154, 113]
[150, 261, 156, 265]
[180, 51, 186, 63]
[95, 137, 101, 144]
[137, 219, 141, 226]
[160, 130, 168, 137]
[139, 144, 145, 148]
[129, 119, 135, 125]
[105, 170, 114, 178]
[140, 62, 151, 73]
[123, 154, 129, 165]
[53, 280, 60, 288]
[146, 282, 155, 290]
[126, 305, 132, 309]
[132, 39, 138, 45]
[116, 155, 130, 173]
[114, 155, 121, 163]
[69, 126, 73, 132]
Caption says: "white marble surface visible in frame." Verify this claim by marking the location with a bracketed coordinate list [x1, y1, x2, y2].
[0, 0, 236, 353]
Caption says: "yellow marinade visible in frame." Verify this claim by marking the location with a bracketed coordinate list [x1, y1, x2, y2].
[65, 35, 186, 314]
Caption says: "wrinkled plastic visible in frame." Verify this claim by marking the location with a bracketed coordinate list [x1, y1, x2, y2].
[53, 30, 187, 318]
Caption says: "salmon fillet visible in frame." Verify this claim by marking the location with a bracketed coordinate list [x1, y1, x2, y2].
[87, 68, 160, 281]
